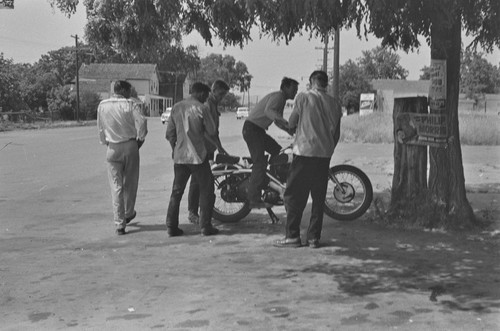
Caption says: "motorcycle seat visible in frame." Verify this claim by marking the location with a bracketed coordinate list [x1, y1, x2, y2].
[269, 153, 290, 165]
[215, 154, 240, 164]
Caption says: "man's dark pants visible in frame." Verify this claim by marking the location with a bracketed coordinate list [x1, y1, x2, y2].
[242, 120, 281, 203]
[166, 158, 214, 230]
[187, 152, 214, 216]
[284, 155, 330, 240]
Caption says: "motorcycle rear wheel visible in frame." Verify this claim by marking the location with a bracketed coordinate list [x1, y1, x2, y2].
[324, 164, 373, 221]
[212, 165, 251, 223]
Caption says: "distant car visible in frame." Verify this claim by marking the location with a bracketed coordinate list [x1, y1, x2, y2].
[161, 107, 172, 124]
[236, 107, 249, 119]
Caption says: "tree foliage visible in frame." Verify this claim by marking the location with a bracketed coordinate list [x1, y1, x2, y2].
[50, 0, 500, 53]
[47, 85, 76, 120]
[339, 59, 372, 113]
[460, 49, 500, 98]
[358, 46, 408, 80]
[54, 0, 200, 75]
[79, 90, 101, 120]
[0, 53, 23, 112]
[338, 46, 406, 112]
[194, 54, 252, 93]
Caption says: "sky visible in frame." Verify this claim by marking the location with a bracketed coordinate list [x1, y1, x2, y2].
[1, 0, 499, 100]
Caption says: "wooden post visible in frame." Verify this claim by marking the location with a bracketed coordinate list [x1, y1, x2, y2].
[391, 97, 428, 210]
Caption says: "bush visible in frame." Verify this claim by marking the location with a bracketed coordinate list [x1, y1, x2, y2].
[80, 91, 101, 120]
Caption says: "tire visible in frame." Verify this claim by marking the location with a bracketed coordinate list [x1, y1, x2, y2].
[212, 165, 251, 223]
[324, 164, 373, 221]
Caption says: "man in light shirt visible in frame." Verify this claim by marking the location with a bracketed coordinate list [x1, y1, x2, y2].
[242, 77, 299, 209]
[165, 82, 220, 237]
[274, 71, 342, 248]
[97, 80, 148, 235]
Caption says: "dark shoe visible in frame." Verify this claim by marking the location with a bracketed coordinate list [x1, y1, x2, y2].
[306, 239, 320, 249]
[249, 200, 272, 209]
[116, 228, 126, 236]
[273, 237, 301, 248]
[167, 227, 184, 237]
[201, 226, 219, 236]
[125, 210, 137, 224]
[188, 212, 199, 224]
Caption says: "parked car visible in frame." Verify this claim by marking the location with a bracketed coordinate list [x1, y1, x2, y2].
[236, 107, 249, 119]
[161, 107, 172, 124]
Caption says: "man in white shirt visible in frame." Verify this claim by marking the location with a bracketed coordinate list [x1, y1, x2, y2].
[274, 71, 342, 248]
[97, 80, 148, 235]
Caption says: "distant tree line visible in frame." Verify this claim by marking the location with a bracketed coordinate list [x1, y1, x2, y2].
[0, 47, 252, 120]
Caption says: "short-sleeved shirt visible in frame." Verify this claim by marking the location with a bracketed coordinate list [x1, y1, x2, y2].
[165, 96, 216, 164]
[289, 87, 342, 158]
[246, 90, 287, 130]
[97, 94, 148, 145]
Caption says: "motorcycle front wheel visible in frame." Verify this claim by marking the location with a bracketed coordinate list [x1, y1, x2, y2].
[212, 165, 251, 223]
[324, 164, 373, 221]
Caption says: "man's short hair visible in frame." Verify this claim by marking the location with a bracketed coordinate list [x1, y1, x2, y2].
[280, 77, 299, 90]
[114, 80, 132, 94]
[309, 71, 329, 88]
[191, 82, 211, 94]
[212, 80, 230, 92]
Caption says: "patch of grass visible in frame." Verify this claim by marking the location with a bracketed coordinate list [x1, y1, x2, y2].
[339, 111, 500, 145]
[458, 113, 500, 145]
[0, 120, 97, 132]
[340, 112, 393, 144]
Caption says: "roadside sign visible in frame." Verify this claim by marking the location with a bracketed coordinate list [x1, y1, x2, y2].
[359, 93, 375, 116]
[397, 113, 448, 147]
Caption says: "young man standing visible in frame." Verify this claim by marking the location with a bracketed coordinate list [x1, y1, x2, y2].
[187, 80, 230, 224]
[242, 77, 299, 209]
[274, 71, 342, 248]
[165, 82, 220, 236]
[97, 80, 148, 235]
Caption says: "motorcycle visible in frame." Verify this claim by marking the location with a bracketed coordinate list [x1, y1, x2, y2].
[211, 145, 373, 223]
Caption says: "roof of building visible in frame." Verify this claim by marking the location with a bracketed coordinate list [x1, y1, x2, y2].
[78, 63, 158, 80]
[371, 79, 430, 96]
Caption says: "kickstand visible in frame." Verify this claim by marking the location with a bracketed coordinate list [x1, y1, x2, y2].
[266, 207, 279, 224]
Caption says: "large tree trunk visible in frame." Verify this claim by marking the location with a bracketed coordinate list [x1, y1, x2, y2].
[429, 13, 476, 227]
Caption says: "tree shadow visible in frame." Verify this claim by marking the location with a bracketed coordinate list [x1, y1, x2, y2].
[303, 217, 500, 314]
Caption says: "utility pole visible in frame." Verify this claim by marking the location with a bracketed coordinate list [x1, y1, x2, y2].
[70, 34, 80, 122]
[333, 28, 340, 100]
[315, 34, 333, 72]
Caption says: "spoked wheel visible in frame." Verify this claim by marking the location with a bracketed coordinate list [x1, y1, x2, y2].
[212, 165, 251, 223]
[324, 164, 373, 221]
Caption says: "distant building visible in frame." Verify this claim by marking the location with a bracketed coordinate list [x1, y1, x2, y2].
[370, 79, 430, 113]
[76, 63, 178, 117]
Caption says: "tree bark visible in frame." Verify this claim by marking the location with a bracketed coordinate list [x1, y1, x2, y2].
[429, 11, 476, 227]
[391, 97, 428, 211]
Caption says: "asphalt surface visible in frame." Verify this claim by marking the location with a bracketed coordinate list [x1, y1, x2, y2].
[0, 115, 499, 330]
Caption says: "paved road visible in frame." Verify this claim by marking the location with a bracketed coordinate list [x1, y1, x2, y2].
[0, 115, 499, 330]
